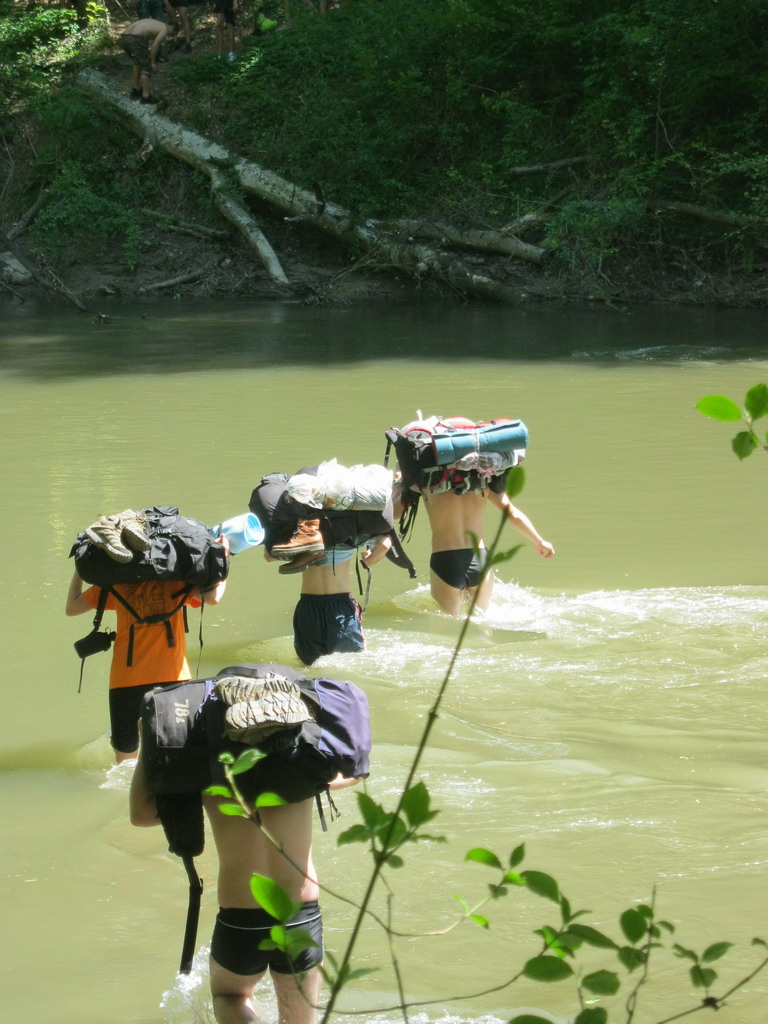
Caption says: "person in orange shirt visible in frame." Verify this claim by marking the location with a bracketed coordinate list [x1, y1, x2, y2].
[66, 563, 227, 762]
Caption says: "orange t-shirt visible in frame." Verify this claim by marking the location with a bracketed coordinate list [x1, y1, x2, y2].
[83, 582, 200, 689]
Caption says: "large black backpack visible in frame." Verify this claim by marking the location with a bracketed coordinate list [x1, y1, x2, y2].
[249, 470, 416, 580]
[70, 506, 229, 674]
[139, 663, 372, 973]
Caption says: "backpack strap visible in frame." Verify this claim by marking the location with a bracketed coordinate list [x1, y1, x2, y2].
[108, 585, 194, 667]
[77, 586, 110, 693]
[179, 852, 204, 975]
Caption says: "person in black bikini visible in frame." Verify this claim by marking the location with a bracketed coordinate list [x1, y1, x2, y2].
[423, 479, 554, 616]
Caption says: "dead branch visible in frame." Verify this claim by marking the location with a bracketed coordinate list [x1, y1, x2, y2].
[140, 208, 230, 241]
[367, 218, 548, 265]
[8, 191, 46, 240]
[507, 157, 587, 175]
[137, 269, 206, 293]
[0, 230, 88, 311]
[647, 200, 764, 229]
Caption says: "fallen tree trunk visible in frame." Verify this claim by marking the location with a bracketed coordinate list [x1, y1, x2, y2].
[76, 69, 533, 304]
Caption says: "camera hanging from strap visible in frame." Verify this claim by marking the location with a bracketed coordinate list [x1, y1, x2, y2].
[75, 587, 116, 693]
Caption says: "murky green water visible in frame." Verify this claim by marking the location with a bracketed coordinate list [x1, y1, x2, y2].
[1, 299, 766, 1024]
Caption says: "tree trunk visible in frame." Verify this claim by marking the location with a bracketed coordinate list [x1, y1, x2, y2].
[76, 70, 535, 304]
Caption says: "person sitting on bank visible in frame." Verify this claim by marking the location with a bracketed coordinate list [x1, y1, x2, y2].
[120, 18, 168, 103]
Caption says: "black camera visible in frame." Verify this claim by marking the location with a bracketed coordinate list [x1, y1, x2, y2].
[74, 629, 116, 659]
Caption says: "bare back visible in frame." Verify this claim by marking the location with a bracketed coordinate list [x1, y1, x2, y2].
[203, 795, 319, 908]
[423, 489, 488, 551]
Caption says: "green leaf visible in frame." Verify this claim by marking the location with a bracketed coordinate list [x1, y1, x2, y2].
[490, 544, 523, 567]
[673, 944, 698, 962]
[230, 748, 266, 775]
[346, 967, 379, 981]
[618, 945, 646, 972]
[568, 924, 618, 949]
[581, 969, 621, 995]
[204, 785, 232, 798]
[470, 913, 489, 929]
[357, 792, 386, 829]
[384, 853, 404, 868]
[702, 941, 733, 963]
[218, 751, 235, 765]
[732, 430, 757, 459]
[620, 908, 648, 944]
[503, 870, 526, 886]
[574, 1009, 608, 1024]
[466, 847, 503, 870]
[506, 465, 526, 498]
[520, 870, 560, 903]
[509, 1016, 554, 1024]
[255, 792, 286, 807]
[509, 843, 525, 868]
[249, 873, 299, 924]
[522, 955, 574, 982]
[696, 395, 742, 422]
[752, 937, 768, 949]
[744, 383, 768, 421]
[690, 965, 717, 989]
[337, 823, 371, 846]
[218, 802, 247, 816]
[401, 781, 439, 827]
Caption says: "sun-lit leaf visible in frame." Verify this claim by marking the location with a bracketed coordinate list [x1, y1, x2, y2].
[503, 870, 526, 886]
[249, 873, 299, 924]
[521, 870, 560, 903]
[255, 791, 286, 807]
[732, 430, 757, 459]
[204, 785, 232, 798]
[470, 913, 490, 929]
[230, 747, 266, 775]
[696, 395, 742, 422]
[522, 955, 573, 982]
[466, 847, 503, 870]
[217, 802, 246, 816]
[357, 792, 386, 829]
[744, 383, 768, 421]
[581, 969, 621, 995]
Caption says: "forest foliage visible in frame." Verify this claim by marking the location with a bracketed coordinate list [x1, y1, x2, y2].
[3, 0, 768, 284]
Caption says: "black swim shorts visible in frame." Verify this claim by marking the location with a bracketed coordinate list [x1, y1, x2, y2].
[429, 548, 488, 590]
[211, 901, 323, 976]
[109, 681, 164, 754]
[292, 593, 365, 666]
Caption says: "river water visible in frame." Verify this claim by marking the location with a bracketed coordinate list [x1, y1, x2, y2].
[1, 299, 766, 1024]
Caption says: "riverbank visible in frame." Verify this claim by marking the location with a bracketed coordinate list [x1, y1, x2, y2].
[4, 3, 768, 313]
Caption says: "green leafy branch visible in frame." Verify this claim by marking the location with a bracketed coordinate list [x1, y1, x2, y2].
[696, 383, 768, 460]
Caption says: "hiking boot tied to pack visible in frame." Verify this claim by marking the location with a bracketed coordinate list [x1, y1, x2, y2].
[215, 672, 313, 745]
[84, 509, 151, 564]
[269, 519, 325, 561]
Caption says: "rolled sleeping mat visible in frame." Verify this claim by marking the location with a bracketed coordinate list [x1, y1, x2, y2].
[431, 419, 529, 466]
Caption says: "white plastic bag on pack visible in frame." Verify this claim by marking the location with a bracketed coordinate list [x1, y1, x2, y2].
[286, 460, 393, 511]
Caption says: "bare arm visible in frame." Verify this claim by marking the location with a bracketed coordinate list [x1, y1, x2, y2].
[360, 534, 392, 568]
[488, 490, 555, 558]
[65, 571, 93, 616]
[149, 25, 168, 63]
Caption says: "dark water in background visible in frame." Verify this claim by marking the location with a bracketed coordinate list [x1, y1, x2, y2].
[1, 299, 767, 1023]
